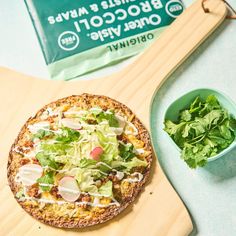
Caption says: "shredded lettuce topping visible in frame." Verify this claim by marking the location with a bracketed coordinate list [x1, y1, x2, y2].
[37, 171, 54, 191]
[27, 107, 147, 199]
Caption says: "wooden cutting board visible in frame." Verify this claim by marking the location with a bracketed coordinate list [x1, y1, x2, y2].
[0, 0, 227, 235]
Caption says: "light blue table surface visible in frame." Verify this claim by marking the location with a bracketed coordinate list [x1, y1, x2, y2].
[0, 0, 236, 235]
[151, 2, 236, 235]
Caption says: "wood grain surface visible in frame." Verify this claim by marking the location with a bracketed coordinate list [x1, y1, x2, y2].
[0, 0, 227, 235]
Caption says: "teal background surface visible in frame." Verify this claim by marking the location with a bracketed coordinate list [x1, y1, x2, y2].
[151, 12, 236, 235]
[0, 0, 236, 235]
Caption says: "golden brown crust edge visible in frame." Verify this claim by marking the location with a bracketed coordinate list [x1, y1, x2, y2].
[7, 94, 153, 229]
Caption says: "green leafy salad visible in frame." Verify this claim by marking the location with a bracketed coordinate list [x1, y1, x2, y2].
[164, 95, 236, 168]
[14, 104, 149, 205]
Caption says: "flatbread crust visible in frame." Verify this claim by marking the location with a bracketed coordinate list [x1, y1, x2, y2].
[7, 94, 153, 228]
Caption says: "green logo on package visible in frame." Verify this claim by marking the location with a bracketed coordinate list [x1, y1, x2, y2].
[58, 31, 80, 51]
[166, 0, 184, 18]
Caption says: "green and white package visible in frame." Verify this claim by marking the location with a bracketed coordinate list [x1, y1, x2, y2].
[24, 0, 184, 80]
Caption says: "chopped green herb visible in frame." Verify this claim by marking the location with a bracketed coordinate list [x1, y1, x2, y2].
[37, 171, 54, 191]
[164, 95, 236, 168]
[79, 158, 97, 168]
[119, 143, 135, 161]
[33, 129, 53, 139]
[97, 111, 119, 127]
[55, 127, 80, 143]
[15, 189, 25, 199]
[90, 109, 119, 127]
[36, 152, 59, 170]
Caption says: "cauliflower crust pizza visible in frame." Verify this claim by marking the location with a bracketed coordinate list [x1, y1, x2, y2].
[7, 94, 153, 228]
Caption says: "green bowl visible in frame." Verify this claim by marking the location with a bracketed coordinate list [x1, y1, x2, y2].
[164, 88, 236, 162]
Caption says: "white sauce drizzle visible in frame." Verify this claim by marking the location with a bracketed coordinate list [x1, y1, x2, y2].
[124, 121, 138, 136]
[38, 183, 54, 187]
[115, 115, 126, 129]
[99, 121, 109, 125]
[110, 127, 123, 135]
[64, 110, 87, 116]
[89, 107, 102, 113]
[58, 186, 81, 194]
[15, 174, 35, 186]
[12, 148, 25, 156]
[46, 108, 60, 117]
[28, 122, 50, 134]
[104, 133, 116, 137]
[23, 152, 36, 158]
[61, 118, 82, 130]
[115, 171, 125, 180]
[96, 162, 112, 170]
[19, 166, 42, 173]
[123, 172, 143, 183]
[93, 197, 100, 205]
[13, 141, 42, 159]
[18, 197, 120, 208]
[105, 110, 113, 115]
[134, 148, 145, 155]
[89, 169, 108, 176]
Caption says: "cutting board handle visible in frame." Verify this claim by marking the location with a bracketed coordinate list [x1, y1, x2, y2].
[112, 0, 227, 116]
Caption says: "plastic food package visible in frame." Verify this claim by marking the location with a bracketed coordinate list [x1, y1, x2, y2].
[24, 0, 184, 80]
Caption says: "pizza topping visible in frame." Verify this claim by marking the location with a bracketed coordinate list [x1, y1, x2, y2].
[37, 171, 54, 191]
[15, 106, 149, 207]
[98, 181, 113, 198]
[64, 109, 87, 117]
[58, 176, 81, 202]
[123, 172, 143, 183]
[15, 188, 25, 199]
[27, 183, 41, 198]
[124, 121, 138, 136]
[115, 115, 126, 129]
[134, 148, 146, 155]
[18, 196, 120, 207]
[110, 127, 124, 135]
[115, 171, 125, 180]
[90, 147, 103, 161]
[61, 118, 82, 130]
[20, 158, 30, 165]
[50, 186, 61, 199]
[79, 194, 92, 209]
[41, 107, 60, 119]
[16, 164, 43, 186]
[118, 142, 135, 161]
[36, 152, 59, 170]
[54, 127, 81, 143]
[28, 121, 50, 134]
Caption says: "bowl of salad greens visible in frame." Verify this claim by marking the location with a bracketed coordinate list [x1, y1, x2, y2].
[164, 88, 236, 169]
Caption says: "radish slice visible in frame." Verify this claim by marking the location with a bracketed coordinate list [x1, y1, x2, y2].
[58, 176, 80, 202]
[28, 122, 50, 134]
[61, 118, 82, 130]
[90, 147, 103, 161]
[18, 164, 43, 186]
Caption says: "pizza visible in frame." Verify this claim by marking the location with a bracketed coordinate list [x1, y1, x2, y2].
[7, 94, 153, 228]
